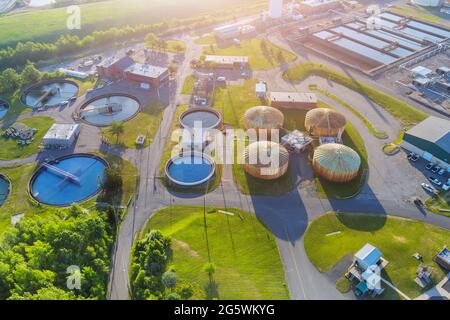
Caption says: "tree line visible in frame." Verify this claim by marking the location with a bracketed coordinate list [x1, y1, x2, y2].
[0, 9, 239, 72]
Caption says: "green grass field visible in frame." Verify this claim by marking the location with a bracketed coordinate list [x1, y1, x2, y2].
[304, 212, 450, 299]
[102, 100, 164, 148]
[203, 38, 297, 71]
[392, 5, 449, 26]
[181, 75, 195, 95]
[426, 191, 450, 218]
[141, 206, 289, 300]
[283, 63, 427, 128]
[0, 0, 264, 48]
[0, 151, 138, 235]
[0, 116, 54, 160]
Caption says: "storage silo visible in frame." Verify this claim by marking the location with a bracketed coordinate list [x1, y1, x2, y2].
[243, 141, 290, 180]
[312, 143, 361, 183]
[243, 106, 284, 139]
[269, 0, 283, 19]
[305, 108, 346, 138]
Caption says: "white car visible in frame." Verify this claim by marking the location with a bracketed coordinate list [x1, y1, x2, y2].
[421, 183, 435, 193]
[442, 184, 449, 191]
[216, 76, 226, 82]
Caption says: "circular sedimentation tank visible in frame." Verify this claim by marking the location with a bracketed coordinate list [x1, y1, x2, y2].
[179, 107, 222, 130]
[23, 79, 79, 108]
[305, 108, 346, 137]
[243, 141, 289, 180]
[243, 106, 284, 139]
[0, 99, 10, 120]
[165, 152, 216, 187]
[312, 143, 361, 183]
[0, 174, 11, 207]
[80, 94, 140, 126]
[30, 154, 107, 206]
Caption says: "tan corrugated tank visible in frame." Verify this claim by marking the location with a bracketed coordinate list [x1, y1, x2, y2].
[305, 108, 346, 137]
[312, 143, 361, 183]
[243, 141, 289, 180]
[243, 106, 284, 139]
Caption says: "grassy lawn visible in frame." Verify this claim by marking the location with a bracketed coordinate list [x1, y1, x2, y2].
[392, 5, 449, 26]
[0, 116, 54, 160]
[0, 151, 138, 235]
[72, 77, 97, 96]
[102, 100, 165, 148]
[283, 63, 427, 128]
[313, 102, 368, 199]
[203, 38, 297, 71]
[141, 206, 289, 300]
[181, 75, 195, 95]
[166, 40, 187, 54]
[304, 212, 450, 299]
[426, 191, 450, 218]
[310, 84, 388, 139]
[195, 34, 216, 45]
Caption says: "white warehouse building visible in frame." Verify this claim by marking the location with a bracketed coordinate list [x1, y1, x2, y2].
[269, 0, 283, 19]
[411, 0, 443, 7]
[43, 124, 81, 148]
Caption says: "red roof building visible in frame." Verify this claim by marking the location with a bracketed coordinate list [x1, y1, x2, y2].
[97, 56, 169, 88]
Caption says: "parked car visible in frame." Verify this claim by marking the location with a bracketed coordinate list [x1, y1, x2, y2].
[408, 153, 419, 162]
[421, 183, 435, 193]
[431, 166, 441, 174]
[442, 184, 449, 191]
[413, 198, 424, 207]
[428, 177, 442, 186]
[216, 76, 226, 82]
[438, 169, 445, 176]
[426, 162, 434, 170]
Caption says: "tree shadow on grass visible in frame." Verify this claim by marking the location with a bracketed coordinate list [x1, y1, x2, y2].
[336, 212, 387, 232]
[204, 281, 220, 300]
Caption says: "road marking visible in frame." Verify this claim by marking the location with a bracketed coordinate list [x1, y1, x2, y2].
[283, 226, 308, 300]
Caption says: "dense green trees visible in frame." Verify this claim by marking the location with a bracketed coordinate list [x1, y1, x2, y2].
[130, 230, 193, 300]
[0, 205, 113, 300]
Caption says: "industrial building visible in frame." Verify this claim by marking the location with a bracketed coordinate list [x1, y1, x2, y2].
[298, 0, 341, 15]
[97, 56, 169, 89]
[204, 55, 249, 69]
[298, 11, 450, 75]
[214, 22, 256, 40]
[42, 124, 80, 149]
[269, 0, 283, 19]
[402, 116, 450, 170]
[269, 92, 317, 109]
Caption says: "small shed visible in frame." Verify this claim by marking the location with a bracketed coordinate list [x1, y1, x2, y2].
[42, 124, 80, 148]
[256, 82, 267, 99]
[354, 243, 383, 271]
[411, 66, 433, 78]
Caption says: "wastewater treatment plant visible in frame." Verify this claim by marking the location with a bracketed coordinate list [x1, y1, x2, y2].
[0, 0, 449, 307]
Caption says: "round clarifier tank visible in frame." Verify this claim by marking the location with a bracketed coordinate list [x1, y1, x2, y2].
[80, 94, 140, 126]
[179, 107, 222, 130]
[0, 174, 11, 206]
[165, 153, 216, 187]
[23, 80, 79, 108]
[0, 99, 10, 120]
[30, 154, 107, 206]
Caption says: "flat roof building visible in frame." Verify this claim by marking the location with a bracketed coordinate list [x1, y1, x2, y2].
[43, 124, 80, 148]
[269, 92, 317, 110]
[402, 116, 450, 170]
[97, 56, 169, 88]
[298, 0, 341, 15]
[204, 55, 249, 69]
